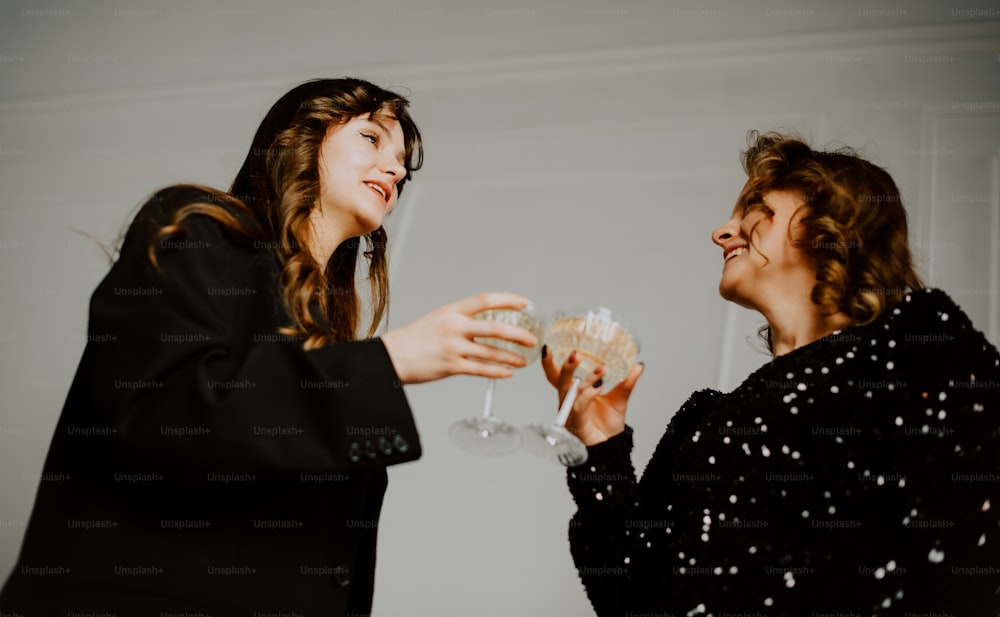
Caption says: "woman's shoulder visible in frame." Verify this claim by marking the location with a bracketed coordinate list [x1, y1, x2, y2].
[664, 388, 726, 437]
[778, 287, 985, 360]
[131, 184, 254, 232]
[120, 184, 266, 256]
[879, 287, 996, 354]
[133, 184, 227, 220]
[884, 287, 969, 327]
[95, 186, 279, 303]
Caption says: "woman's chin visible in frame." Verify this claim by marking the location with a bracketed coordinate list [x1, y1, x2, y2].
[354, 214, 386, 237]
[719, 282, 757, 311]
[718, 279, 739, 302]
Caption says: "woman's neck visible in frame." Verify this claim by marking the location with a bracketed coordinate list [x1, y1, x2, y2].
[303, 210, 351, 266]
[761, 297, 853, 357]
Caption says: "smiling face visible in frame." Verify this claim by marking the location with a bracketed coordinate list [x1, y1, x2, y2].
[308, 111, 407, 261]
[711, 187, 819, 314]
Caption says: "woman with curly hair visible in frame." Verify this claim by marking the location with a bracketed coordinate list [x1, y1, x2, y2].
[0, 78, 536, 616]
[544, 131, 1000, 615]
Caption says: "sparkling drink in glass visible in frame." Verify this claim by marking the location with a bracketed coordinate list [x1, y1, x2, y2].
[448, 303, 545, 456]
[523, 307, 639, 466]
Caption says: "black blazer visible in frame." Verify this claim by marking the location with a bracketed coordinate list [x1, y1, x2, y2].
[0, 186, 422, 616]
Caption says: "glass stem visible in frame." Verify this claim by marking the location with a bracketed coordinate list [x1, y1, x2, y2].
[554, 377, 582, 427]
[482, 378, 497, 418]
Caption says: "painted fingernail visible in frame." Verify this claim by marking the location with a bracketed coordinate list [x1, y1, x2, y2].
[541, 344, 548, 359]
[639, 361, 645, 368]
[593, 379, 603, 389]
[568, 351, 577, 363]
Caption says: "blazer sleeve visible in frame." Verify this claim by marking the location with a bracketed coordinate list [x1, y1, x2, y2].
[75, 186, 421, 473]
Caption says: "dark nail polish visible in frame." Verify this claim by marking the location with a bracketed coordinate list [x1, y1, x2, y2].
[541, 344, 548, 359]
[638, 361, 645, 368]
[593, 379, 604, 389]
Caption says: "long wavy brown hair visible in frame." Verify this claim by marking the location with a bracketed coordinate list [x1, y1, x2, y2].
[147, 78, 423, 349]
[738, 130, 923, 351]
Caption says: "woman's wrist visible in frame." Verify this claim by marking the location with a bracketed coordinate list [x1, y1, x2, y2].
[379, 330, 414, 385]
[573, 424, 627, 448]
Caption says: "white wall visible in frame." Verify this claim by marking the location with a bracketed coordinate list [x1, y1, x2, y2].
[1, 1, 998, 615]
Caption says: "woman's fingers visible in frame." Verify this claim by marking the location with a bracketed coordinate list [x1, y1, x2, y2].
[449, 292, 530, 316]
[623, 362, 644, 391]
[393, 292, 642, 390]
[572, 364, 606, 413]
[383, 292, 537, 384]
[462, 340, 529, 369]
[557, 351, 579, 397]
[453, 357, 516, 379]
[558, 353, 605, 404]
[467, 319, 538, 348]
[606, 362, 645, 407]
[541, 345, 560, 386]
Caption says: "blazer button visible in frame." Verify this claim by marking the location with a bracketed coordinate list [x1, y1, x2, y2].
[347, 442, 361, 463]
[335, 565, 351, 587]
[392, 434, 409, 453]
[378, 436, 392, 455]
[363, 439, 378, 460]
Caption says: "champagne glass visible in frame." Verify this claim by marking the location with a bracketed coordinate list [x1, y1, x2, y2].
[448, 303, 545, 456]
[523, 307, 640, 467]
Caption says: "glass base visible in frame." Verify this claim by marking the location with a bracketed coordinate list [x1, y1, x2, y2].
[522, 423, 589, 467]
[449, 416, 523, 456]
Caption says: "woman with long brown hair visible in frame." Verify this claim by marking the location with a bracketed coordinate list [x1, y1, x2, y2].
[545, 131, 1000, 615]
[0, 78, 536, 615]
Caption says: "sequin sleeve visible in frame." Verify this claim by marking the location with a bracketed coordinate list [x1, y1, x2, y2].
[566, 428, 644, 616]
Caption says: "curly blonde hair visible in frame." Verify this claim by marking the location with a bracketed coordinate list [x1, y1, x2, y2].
[739, 131, 923, 349]
[148, 78, 423, 349]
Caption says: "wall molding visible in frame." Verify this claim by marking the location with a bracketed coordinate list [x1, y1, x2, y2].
[2, 21, 998, 116]
[917, 106, 1000, 278]
[991, 152, 1000, 343]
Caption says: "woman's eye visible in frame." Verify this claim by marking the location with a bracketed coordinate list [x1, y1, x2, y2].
[745, 204, 774, 218]
[360, 132, 378, 145]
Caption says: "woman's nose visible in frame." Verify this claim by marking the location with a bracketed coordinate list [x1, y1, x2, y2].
[382, 154, 406, 179]
[712, 219, 738, 247]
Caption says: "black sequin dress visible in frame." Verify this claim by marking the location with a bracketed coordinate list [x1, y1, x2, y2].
[567, 289, 1000, 616]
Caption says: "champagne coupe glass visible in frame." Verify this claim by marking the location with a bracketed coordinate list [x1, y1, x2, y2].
[448, 303, 545, 456]
[523, 307, 640, 467]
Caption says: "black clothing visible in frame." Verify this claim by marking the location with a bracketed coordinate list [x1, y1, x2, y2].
[567, 289, 1000, 615]
[1, 186, 421, 616]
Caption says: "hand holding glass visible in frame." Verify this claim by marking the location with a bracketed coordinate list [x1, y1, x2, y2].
[524, 307, 639, 467]
[448, 304, 545, 455]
